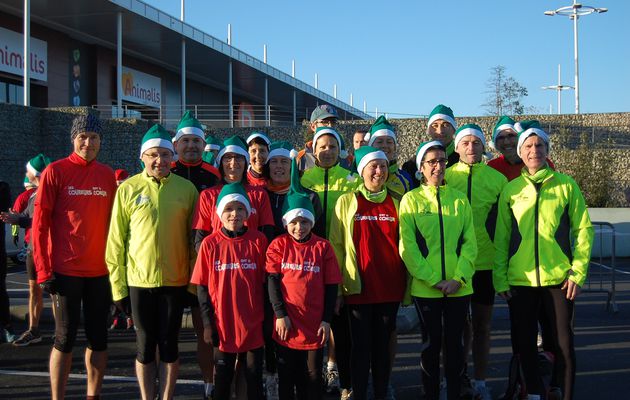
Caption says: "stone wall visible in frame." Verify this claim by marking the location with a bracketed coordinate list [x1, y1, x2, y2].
[1, 103, 628, 206]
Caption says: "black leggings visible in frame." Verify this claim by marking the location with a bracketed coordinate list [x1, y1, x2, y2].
[413, 296, 470, 400]
[330, 305, 352, 389]
[276, 344, 323, 400]
[214, 346, 264, 400]
[508, 285, 576, 399]
[347, 302, 399, 400]
[129, 285, 186, 364]
[52, 273, 111, 353]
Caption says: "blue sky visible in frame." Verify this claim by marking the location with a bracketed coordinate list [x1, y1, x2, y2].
[145, 0, 628, 117]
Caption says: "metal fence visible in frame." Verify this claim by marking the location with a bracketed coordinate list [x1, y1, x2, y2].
[587, 221, 619, 313]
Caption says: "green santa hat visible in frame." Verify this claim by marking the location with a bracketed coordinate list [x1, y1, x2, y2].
[174, 110, 205, 141]
[415, 140, 445, 171]
[427, 104, 457, 132]
[246, 131, 271, 147]
[268, 141, 298, 161]
[140, 124, 174, 158]
[282, 159, 315, 227]
[491, 116, 516, 145]
[26, 153, 51, 177]
[454, 123, 486, 150]
[355, 146, 388, 177]
[216, 182, 252, 218]
[216, 135, 250, 165]
[204, 135, 223, 152]
[23, 175, 36, 189]
[516, 120, 550, 158]
[365, 115, 397, 146]
[312, 127, 348, 159]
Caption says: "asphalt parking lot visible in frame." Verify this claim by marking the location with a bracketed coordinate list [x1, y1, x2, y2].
[1, 258, 629, 399]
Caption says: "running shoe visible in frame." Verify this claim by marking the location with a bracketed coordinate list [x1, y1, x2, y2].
[325, 369, 340, 394]
[12, 330, 42, 346]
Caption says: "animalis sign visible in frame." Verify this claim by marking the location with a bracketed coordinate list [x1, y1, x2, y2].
[121, 66, 161, 107]
[0, 26, 48, 81]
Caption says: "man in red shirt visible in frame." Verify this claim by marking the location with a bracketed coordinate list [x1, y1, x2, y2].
[32, 114, 116, 400]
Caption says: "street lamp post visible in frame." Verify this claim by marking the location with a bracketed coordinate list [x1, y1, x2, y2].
[544, 1, 607, 114]
[542, 64, 573, 114]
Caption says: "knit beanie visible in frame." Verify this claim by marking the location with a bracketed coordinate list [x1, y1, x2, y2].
[216, 135, 250, 165]
[427, 104, 457, 132]
[268, 141, 298, 161]
[454, 123, 486, 150]
[174, 110, 205, 141]
[216, 182, 251, 218]
[26, 153, 51, 177]
[516, 120, 550, 158]
[281, 159, 315, 227]
[355, 146, 388, 177]
[365, 115, 397, 146]
[140, 124, 174, 158]
[71, 114, 102, 140]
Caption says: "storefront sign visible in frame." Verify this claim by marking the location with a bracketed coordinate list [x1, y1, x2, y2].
[0, 26, 48, 81]
[121, 66, 161, 107]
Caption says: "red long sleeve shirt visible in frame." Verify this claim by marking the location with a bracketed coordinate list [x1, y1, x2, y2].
[32, 153, 116, 283]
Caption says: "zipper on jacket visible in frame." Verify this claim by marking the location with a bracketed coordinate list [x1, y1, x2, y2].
[323, 168, 329, 231]
[436, 187, 447, 296]
[467, 165, 473, 203]
[534, 182, 542, 287]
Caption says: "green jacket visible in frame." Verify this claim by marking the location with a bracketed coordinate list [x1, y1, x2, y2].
[106, 172, 198, 301]
[493, 167, 594, 292]
[301, 163, 358, 238]
[329, 188, 411, 304]
[399, 184, 477, 298]
[445, 161, 507, 271]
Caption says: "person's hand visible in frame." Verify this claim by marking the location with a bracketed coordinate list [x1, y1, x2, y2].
[0, 211, 18, 225]
[498, 290, 512, 301]
[275, 316, 292, 341]
[203, 325, 219, 346]
[12, 235, 19, 247]
[441, 280, 462, 295]
[433, 280, 447, 291]
[318, 321, 331, 346]
[39, 279, 57, 295]
[114, 296, 131, 315]
[335, 295, 344, 315]
[562, 279, 581, 300]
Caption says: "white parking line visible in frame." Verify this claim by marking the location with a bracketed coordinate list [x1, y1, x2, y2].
[0, 369, 204, 385]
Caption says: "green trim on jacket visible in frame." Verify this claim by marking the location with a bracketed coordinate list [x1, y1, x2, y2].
[399, 184, 477, 298]
[106, 172, 198, 301]
[493, 168, 594, 292]
[445, 162, 507, 271]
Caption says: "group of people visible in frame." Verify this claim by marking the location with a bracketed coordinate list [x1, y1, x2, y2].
[0, 102, 593, 400]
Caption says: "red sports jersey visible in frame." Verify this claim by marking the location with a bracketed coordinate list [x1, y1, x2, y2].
[346, 194, 406, 304]
[191, 228, 268, 353]
[12, 187, 35, 243]
[487, 155, 556, 182]
[192, 183, 274, 233]
[266, 233, 341, 350]
[32, 153, 116, 283]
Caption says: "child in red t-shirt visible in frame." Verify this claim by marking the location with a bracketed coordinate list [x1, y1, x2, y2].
[191, 183, 268, 400]
[265, 171, 342, 400]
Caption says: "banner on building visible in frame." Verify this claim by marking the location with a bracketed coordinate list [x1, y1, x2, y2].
[121, 66, 161, 108]
[0, 26, 48, 81]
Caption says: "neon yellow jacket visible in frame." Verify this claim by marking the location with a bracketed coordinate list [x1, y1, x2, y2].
[399, 184, 477, 298]
[493, 167, 593, 292]
[445, 162, 507, 271]
[301, 163, 358, 238]
[106, 172, 198, 301]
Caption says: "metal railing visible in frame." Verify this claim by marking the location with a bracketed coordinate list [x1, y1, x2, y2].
[587, 221, 618, 313]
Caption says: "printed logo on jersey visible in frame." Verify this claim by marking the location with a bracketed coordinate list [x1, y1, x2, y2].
[354, 213, 396, 222]
[281, 260, 320, 273]
[66, 186, 109, 197]
[136, 194, 150, 206]
[214, 258, 258, 272]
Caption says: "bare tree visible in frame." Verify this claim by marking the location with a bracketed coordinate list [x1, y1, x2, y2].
[482, 65, 529, 116]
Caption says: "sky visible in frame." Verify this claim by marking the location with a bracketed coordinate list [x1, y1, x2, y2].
[144, 0, 629, 118]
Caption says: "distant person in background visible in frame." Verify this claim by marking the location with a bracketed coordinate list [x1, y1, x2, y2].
[32, 114, 117, 400]
[352, 129, 367, 151]
[247, 132, 272, 187]
[114, 169, 130, 186]
[10, 176, 37, 248]
[1, 154, 52, 347]
[0, 180, 17, 344]
[203, 134, 223, 166]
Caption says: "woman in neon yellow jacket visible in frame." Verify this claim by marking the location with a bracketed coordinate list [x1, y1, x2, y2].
[399, 141, 477, 400]
[329, 146, 408, 400]
[493, 121, 593, 400]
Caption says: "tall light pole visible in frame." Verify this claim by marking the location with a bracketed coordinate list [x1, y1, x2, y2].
[542, 64, 573, 114]
[544, 1, 607, 114]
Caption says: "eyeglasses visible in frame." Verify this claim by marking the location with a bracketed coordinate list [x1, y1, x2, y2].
[496, 133, 517, 141]
[423, 158, 448, 167]
[316, 119, 337, 127]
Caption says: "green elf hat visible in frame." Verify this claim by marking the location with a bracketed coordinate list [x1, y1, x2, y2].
[516, 120, 550, 158]
[175, 110, 205, 141]
[204, 134, 223, 152]
[355, 146, 388, 177]
[281, 159, 315, 227]
[26, 153, 51, 177]
[216, 135, 250, 165]
[313, 127, 348, 159]
[246, 131, 271, 147]
[365, 115, 397, 146]
[140, 124, 174, 158]
[268, 141, 298, 161]
[491, 116, 516, 143]
[415, 140, 445, 172]
[215, 182, 252, 218]
[427, 104, 457, 132]
[202, 151, 216, 165]
[454, 123, 486, 150]
[23, 175, 36, 189]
